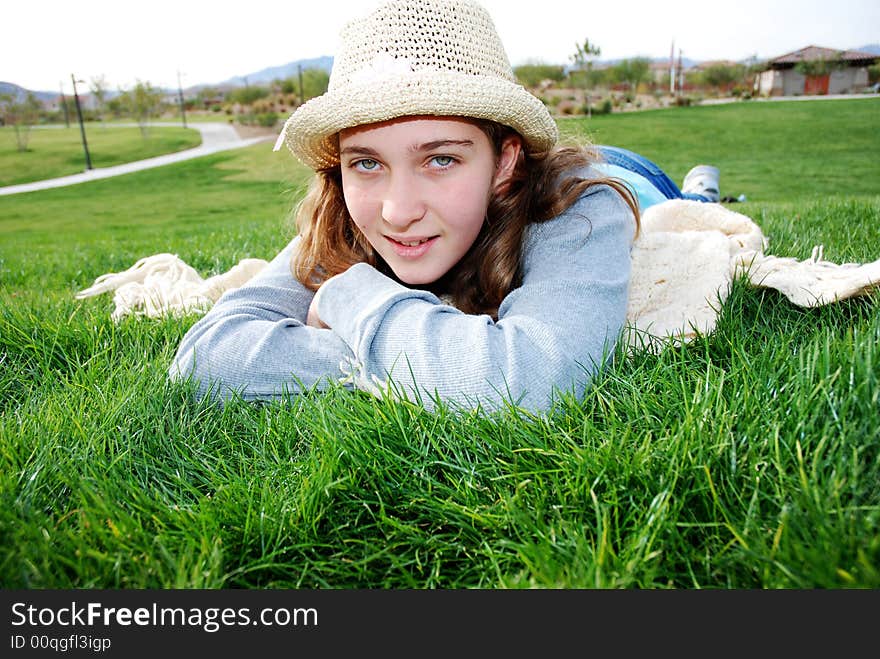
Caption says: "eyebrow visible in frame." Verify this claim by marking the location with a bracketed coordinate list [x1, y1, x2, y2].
[339, 139, 474, 158]
[412, 139, 474, 152]
[339, 145, 381, 157]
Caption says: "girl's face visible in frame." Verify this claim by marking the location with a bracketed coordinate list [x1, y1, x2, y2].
[339, 116, 521, 286]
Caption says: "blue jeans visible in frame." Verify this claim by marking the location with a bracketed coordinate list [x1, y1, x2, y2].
[597, 145, 712, 203]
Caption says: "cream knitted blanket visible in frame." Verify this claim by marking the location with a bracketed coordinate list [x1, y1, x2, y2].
[75, 199, 880, 349]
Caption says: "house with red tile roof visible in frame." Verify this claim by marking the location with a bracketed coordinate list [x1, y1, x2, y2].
[757, 45, 877, 96]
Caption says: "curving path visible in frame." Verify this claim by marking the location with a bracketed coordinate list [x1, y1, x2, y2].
[0, 123, 275, 196]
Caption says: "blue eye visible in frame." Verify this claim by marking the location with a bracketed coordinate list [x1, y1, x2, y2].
[354, 159, 379, 171]
[431, 155, 454, 167]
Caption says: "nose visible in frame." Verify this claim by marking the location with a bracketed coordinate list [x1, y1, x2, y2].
[381, 173, 425, 229]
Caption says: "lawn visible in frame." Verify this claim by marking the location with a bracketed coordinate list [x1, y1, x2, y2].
[0, 124, 202, 186]
[0, 98, 878, 588]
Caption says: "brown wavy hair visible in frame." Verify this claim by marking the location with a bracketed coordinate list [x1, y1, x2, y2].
[291, 120, 640, 319]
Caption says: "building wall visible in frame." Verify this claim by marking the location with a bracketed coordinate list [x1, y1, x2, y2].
[782, 70, 806, 95]
[828, 67, 869, 94]
[760, 66, 870, 96]
[758, 70, 783, 96]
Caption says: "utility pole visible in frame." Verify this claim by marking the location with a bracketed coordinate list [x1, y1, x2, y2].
[71, 74, 92, 170]
[298, 64, 304, 105]
[669, 41, 676, 96]
[59, 81, 70, 128]
[677, 49, 684, 100]
[177, 70, 187, 129]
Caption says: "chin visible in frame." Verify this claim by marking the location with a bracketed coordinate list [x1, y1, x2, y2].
[397, 274, 434, 286]
[393, 269, 443, 287]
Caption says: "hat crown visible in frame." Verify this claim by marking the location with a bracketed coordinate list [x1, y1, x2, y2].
[329, 0, 515, 91]
[276, 0, 559, 170]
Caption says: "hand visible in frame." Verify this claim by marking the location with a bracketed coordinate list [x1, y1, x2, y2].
[306, 287, 329, 328]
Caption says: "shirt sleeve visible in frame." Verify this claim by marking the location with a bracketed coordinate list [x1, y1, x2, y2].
[168, 236, 356, 402]
[315, 183, 636, 413]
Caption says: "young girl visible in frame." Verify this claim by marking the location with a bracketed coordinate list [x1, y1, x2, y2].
[169, 0, 712, 413]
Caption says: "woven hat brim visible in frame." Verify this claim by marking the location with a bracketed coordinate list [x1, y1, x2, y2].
[277, 71, 559, 170]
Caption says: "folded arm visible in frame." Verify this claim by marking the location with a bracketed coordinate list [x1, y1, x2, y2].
[168, 236, 356, 402]
[315, 184, 636, 413]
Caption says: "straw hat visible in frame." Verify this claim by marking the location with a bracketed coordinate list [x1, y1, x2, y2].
[273, 0, 559, 170]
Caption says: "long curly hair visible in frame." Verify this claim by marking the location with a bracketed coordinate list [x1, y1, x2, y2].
[291, 119, 640, 319]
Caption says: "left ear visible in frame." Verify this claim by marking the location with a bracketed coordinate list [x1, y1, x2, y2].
[493, 135, 522, 194]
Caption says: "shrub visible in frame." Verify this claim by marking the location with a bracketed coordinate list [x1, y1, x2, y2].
[556, 99, 580, 115]
[588, 98, 613, 115]
[236, 112, 280, 127]
[513, 63, 566, 88]
[227, 86, 270, 105]
[795, 55, 846, 77]
[257, 112, 279, 127]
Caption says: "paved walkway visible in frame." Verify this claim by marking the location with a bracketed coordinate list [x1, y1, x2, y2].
[0, 123, 275, 196]
[4, 94, 874, 197]
[700, 92, 879, 106]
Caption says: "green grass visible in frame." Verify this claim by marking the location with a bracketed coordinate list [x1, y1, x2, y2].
[1, 99, 878, 588]
[560, 97, 880, 204]
[0, 124, 202, 186]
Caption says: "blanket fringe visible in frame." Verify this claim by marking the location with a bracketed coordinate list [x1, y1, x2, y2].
[74, 200, 880, 349]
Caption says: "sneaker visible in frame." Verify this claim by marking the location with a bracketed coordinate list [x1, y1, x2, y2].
[682, 165, 720, 203]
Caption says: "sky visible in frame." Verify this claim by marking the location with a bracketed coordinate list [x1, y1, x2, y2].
[4, 0, 879, 93]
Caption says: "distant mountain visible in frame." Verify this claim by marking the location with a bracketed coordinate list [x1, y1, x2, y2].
[854, 43, 880, 55]
[0, 81, 58, 103]
[8, 44, 875, 101]
[3, 56, 335, 102]
[215, 56, 333, 88]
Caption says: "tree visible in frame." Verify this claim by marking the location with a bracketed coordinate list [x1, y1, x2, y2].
[106, 95, 126, 119]
[195, 87, 222, 110]
[0, 90, 43, 152]
[120, 80, 164, 138]
[228, 85, 270, 105]
[300, 68, 330, 102]
[697, 63, 747, 92]
[571, 38, 601, 75]
[569, 38, 602, 116]
[89, 75, 110, 125]
[795, 54, 846, 77]
[279, 77, 297, 95]
[610, 57, 651, 93]
[513, 62, 565, 88]
[274, 68, 330, 106]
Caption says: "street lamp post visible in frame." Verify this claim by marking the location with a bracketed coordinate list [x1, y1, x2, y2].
[59, 81, 70, 128]
[71, 74, 92, 171]
[177, 70, 187, 129]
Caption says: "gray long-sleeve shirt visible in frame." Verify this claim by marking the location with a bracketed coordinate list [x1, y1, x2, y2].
[168, 181, 635, 413]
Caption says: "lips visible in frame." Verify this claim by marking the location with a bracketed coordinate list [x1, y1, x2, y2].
[385, 234, 439, 258]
